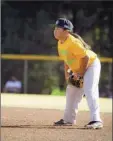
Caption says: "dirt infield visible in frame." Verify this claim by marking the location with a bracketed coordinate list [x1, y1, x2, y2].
[1, 107, 112, 141]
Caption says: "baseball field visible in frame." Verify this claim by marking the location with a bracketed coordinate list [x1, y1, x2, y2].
[1, 94, 112, 141]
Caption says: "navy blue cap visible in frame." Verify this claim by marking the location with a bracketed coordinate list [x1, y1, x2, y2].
[55, 18, 74, 32]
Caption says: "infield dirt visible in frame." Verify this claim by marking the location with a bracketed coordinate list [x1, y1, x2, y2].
[1, 107, 112, 141]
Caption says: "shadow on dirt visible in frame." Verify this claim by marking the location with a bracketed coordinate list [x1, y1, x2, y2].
[1, 125, 95, 130]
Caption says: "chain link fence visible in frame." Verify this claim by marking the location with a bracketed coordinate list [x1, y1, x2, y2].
[1, 56, 112, 98]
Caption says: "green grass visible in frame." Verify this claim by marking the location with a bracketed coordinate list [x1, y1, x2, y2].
[51, 88, 65, 96]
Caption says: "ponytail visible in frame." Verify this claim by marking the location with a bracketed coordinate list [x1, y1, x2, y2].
[70, 33, 91, 49]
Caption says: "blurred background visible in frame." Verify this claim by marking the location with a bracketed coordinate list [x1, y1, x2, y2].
[1, 1, 113, 98]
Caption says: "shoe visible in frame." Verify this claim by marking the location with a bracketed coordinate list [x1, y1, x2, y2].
[84, 121, 103, 129]
[54, 119, 72, 126]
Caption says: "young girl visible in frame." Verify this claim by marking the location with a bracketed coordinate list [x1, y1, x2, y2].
[53, 18, 103, 129]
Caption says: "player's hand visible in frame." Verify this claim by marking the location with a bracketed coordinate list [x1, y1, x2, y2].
[71, 73, 83, 80]
[67, 69, 84, 88]
[72, 73, 78, 80]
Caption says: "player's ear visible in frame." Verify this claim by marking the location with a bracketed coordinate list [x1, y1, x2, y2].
[65, 30, 70, 35]
[63, 29, 68, 34]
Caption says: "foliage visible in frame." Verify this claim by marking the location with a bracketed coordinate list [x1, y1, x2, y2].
[51, 88, 65, 96]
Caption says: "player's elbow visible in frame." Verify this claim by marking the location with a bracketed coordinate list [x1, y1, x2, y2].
[82, 55, 90, 61]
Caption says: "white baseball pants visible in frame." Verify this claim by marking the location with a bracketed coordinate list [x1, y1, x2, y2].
[63, 58, 102, 124]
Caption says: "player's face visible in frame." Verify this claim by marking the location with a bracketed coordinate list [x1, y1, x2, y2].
[54, 27, 65, 40]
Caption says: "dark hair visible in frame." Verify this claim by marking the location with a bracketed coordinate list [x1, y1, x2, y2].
[70, 32, 91, 49]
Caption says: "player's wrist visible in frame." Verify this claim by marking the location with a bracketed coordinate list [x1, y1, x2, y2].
[72, 72, 83, 80]
[78, 73, 84, 77]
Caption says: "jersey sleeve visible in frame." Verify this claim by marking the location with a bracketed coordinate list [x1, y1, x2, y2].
[69, 40, 87, 59]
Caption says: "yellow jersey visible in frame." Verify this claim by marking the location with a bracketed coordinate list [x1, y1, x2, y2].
[58, 34, 97, 74]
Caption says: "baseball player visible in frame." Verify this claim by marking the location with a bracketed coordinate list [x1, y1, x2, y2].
[53, 18, 103, 129]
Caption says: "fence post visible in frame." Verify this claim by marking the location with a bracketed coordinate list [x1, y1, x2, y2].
[23, 60, 28, 93]
[108, 63, 112, 90]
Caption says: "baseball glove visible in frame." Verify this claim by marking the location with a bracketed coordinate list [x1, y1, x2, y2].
[67, 69, 83, 88]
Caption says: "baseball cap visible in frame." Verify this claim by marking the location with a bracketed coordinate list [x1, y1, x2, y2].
[55, 18, 74, 32]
